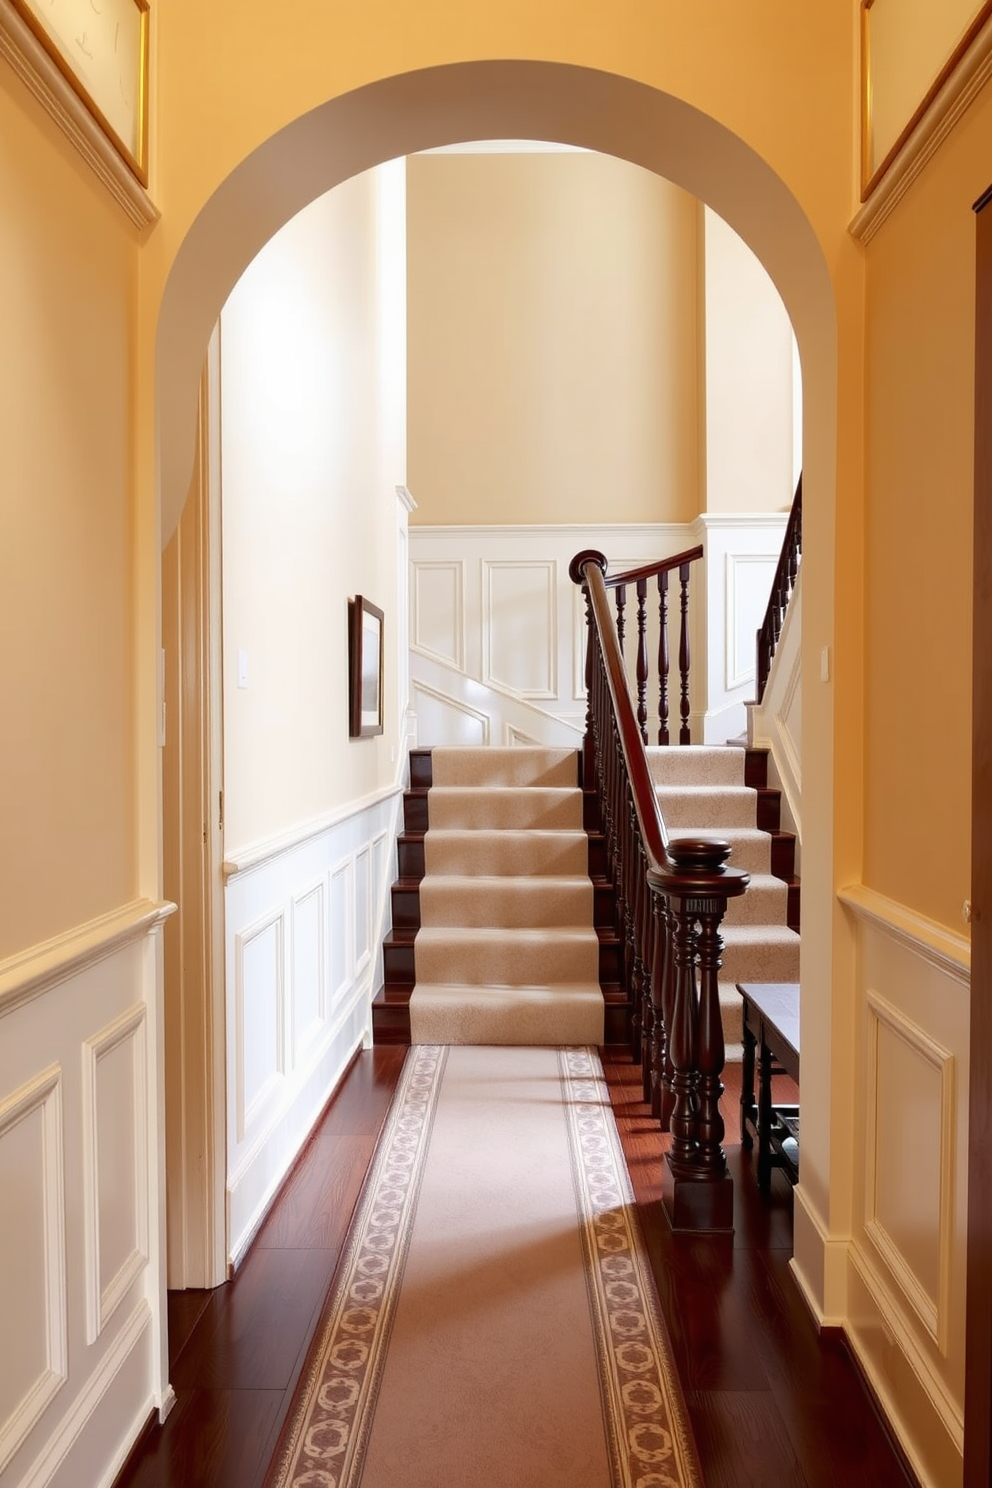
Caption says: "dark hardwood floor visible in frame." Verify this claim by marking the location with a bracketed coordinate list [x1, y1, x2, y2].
[117, 1045, 917, 1488]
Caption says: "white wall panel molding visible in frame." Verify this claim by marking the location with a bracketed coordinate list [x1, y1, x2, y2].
[0, 899, 173, 1020]
[412, 679, 490, 745]
[410, 523, 704, 743]
[483, 559, 558, 699]
[354, 846, 372, 973]
[329, 858, 355, 1002]
[0, 1065, 67, 1476]
[689, 513, 788, 744]
[724, 552, 778, 691]
[411, 559, 466, 670]
[82, 1007, 149, 1346]
[847, 1243, 964, 1452]
[223, 782, 403, 879]
[224, 790, 400, 1265]
[750, 565, 803, 841]
[18, 1299, 152, 1488]
[227, 988, 369, 1269]
[838, 884, 971, 983]
[0, 0, 158, 228]
[291, 879, 326, 1067]
[234, 910, 286, 1143]
[863, 990, 955, 1353]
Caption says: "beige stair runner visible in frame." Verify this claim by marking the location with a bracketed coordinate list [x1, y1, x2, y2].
[647, 744, 800, 1055]
[409, 746, 605, 1045]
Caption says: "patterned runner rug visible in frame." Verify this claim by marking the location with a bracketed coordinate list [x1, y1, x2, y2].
[265, 1045, 703, 1488]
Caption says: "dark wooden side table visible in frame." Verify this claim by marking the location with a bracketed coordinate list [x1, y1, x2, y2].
[736, 982, 800, 1190]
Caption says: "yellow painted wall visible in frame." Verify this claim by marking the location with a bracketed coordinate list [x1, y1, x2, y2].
[862, 84, 989, 930]
[219, 170, 400, 852]
[704, 207, 796, 513]
[0, 65, 137, 958]
[407, 152, 700, 525]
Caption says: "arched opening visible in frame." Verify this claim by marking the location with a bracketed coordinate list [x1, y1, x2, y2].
[155, 59, 837, 1290]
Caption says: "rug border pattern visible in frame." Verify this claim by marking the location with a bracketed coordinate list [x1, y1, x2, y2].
[558, 1047, 704, 1488]
[266, 1044, 448, 1488]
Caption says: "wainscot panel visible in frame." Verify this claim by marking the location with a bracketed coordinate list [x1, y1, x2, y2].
[223, 789, 401, 1267]
[839, 885, 970, 1488]
[0, 904, 171, 1488]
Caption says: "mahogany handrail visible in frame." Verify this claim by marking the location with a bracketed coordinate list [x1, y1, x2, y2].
[756, 475, 802, 702]
[570, 547, 749, 1233]
[602, 544, 703, 746]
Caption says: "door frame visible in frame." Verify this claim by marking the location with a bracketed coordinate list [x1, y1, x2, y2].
[965, 183, 992, 1487]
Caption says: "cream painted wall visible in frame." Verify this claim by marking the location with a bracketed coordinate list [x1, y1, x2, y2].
[0, 66, 136, 958]
[220, 169, 404, 853]
[862, 82, 987, 931]
[407, 151, 701, 526]
[703, 207, 796, 513]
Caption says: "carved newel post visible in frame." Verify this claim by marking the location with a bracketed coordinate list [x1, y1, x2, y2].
[656, 836, 746, 1234]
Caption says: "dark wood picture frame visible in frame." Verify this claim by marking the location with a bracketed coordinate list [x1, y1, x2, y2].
[348, 596, 384, 738]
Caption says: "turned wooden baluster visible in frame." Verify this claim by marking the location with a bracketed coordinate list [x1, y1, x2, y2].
[636, 576, 649, 744]
[615, 584, 627, 658]
[695, 907, 729, 1179]
[638, 839, 655, 1103]
[651, 893, 675, 1125]
[664, 894, 700, 1174]
[658, 570, 670, 747]
[678, 561, 692, 746]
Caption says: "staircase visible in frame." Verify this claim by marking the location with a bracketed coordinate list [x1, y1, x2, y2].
[646, 743, 800, 1055]
[373, 746, 625, 1045]
[374, 742, 797, 1053]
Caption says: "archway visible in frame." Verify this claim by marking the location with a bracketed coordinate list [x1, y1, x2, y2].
[155, 59, 838, 1301]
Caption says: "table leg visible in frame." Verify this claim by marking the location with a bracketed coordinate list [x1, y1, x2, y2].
[757, 1030, 773, 1192]
[740, 1014, 756, 1152]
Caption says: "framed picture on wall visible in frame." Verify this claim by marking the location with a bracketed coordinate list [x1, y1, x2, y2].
[349, 596, 384, 737]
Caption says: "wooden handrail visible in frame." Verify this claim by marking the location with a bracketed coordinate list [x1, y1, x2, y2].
[596, 544, 704, 745]
[602, 544, 704, 589]
[570, 548, 749, 1233]
[756, 475, 802, 701]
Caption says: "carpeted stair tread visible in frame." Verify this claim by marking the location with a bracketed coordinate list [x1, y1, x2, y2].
[415, 924, 600, 985]
[655, 783, 759, 828]
[647, 744, 745, 786]
[722, 873, 788, 926]
[721, 923, 800, 984]
[419, 874, 593, 928]
[432, 746, 578, 788]
[424, 827, 589, 877]
[409, 982, 604, 1045]
[427, 785, 583, 831]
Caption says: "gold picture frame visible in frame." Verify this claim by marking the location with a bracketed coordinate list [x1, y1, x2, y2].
[10, 0, 150, 184]
[862, 0, 992, 199]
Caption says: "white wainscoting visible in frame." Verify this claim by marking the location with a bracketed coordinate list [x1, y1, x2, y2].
[796, 885, 970, 1488]
[0, 902, 172, 1488]
[749, 563, 802, 847]
[409, 518, 787, 747]
[223, 788, 402, 1267]
[693, 513, 788, 743]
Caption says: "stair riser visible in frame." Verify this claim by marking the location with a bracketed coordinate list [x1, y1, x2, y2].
[383, 936, 617, 987]
[424, 835, 589, 877]
[392, 880, 616, 930]
[414, 939, 601, 986]
[426, 790, 584, 831]
[419, 882, 594, 929]
[721, 941, 800, 985]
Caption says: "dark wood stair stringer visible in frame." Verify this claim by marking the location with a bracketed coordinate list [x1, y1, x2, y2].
[742, 744, 800, 933]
